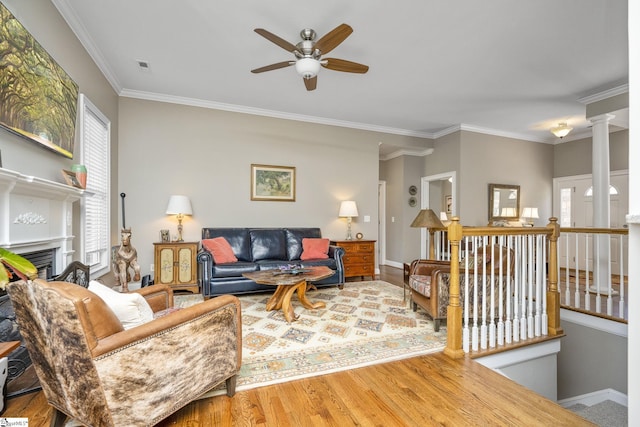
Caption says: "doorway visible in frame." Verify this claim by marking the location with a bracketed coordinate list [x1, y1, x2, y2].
[418, 171, 456, 258]
[554, 170, 629, 274]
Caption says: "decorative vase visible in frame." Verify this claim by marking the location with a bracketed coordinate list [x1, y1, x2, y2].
[71, 164, 87, 189]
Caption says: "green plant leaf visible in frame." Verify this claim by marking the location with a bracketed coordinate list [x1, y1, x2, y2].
[0, 248, 38, 288]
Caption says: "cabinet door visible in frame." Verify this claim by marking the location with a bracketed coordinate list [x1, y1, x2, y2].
[177, 246, 194, 284]
[159, 247, 175, 284]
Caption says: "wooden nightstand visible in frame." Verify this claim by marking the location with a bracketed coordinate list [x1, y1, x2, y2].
[153, 242, 199, 293]
[331, 239, 376, 280]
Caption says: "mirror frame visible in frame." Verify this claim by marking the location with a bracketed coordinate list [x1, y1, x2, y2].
[488, 183, 520, 222]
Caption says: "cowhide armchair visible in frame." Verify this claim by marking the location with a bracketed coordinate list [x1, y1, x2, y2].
[7, 279, 242, 427]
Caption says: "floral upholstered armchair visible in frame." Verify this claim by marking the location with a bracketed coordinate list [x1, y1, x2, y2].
[7, 279, 242, 427]
[405, 245, 515, 332]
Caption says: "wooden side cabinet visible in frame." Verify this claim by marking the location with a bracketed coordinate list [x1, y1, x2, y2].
[330, 240, 376, 280]
[153, 242, 199, 293]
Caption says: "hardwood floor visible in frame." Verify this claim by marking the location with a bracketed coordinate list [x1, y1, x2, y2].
[3, 265, 593, 426]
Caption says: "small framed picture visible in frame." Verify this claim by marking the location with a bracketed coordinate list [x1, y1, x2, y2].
[160, 229, 170, 243]
[251, 164, 296, 202]
[445, 195, 453, 213]
[61, 169, 83, 188]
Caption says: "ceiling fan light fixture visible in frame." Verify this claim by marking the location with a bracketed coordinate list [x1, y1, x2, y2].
[551, 122, 573, 139]
[295, 57, 320, 79]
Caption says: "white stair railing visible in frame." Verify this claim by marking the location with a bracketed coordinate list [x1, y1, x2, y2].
[459, 232, 549, 353]
[557, 228, 628, 321]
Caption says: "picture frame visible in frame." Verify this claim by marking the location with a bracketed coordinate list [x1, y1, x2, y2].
[61, 169, 83, 189]
[0, 3, 79, 159]
[160, 229, 170, 243]
[445, 195, 452, 213]
[251, 164, 296, 202]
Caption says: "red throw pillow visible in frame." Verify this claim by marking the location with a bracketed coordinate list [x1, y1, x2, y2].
[202, 237, 238, 263]
[300, 238, 329, 260]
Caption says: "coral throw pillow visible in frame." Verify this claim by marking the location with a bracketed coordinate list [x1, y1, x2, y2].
[300, 238, 330, 260]
[202, 237, 238, 264]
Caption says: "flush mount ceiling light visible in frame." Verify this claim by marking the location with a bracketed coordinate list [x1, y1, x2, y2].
[551, 122, 573, 139]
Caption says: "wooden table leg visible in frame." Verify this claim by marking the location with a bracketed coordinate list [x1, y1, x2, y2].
[297, 281, 327, 310]
[265, 280, 328, 323]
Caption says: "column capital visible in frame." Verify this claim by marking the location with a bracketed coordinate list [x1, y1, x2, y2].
[589, 113, 615, 125]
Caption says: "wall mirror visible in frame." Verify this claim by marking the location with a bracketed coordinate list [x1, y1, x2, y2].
[488, 183, 520, 221]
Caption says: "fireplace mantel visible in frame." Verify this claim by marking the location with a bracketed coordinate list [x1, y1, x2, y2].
[0, 167, 83, 272]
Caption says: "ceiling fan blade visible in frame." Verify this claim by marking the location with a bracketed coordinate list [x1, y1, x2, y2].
[322, 58, 369, 73]
[254, 28, 300, 53]
[315, 24, 353, 55]
[251, 61, 294, 73]
[304, 76, 317, 91]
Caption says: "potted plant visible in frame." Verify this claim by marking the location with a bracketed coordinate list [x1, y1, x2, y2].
[0, 248, 37, 290]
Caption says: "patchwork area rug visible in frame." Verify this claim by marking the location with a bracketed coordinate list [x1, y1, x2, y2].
[177, 280, 446, 398]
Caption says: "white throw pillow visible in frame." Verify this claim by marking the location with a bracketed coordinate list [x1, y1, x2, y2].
[87, 280, 154, 330]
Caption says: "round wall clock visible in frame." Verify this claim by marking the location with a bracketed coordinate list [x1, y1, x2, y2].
[355, 232, 364, 240]
[409, 197, 417, 207]
[409, 185, 418, 195]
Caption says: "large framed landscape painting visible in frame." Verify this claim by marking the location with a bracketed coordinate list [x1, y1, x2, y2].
[0, 2, 79, 159]
[251, 164, 296, 202]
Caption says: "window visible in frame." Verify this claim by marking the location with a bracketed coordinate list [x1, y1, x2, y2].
[78, 94, 110, 277]
[584, 185, 618, 197]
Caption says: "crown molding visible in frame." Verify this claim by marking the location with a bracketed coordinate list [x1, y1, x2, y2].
[119, 89, 435, 139]
[380, 148, 434, 161]
[578, 84, 629, 104]
[53, 0, 122, 94]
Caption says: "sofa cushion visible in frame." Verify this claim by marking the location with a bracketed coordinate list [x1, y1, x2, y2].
[202, 228, 252, 261]
[212, 261, 259, 278]
[250, 229, 286, 261]
[202, 237, 238, 264]
[284, 228, 322, 260]
[300, 238, 330, 260]
[409, 275, 432, 298]
[87, 280, 154, 330]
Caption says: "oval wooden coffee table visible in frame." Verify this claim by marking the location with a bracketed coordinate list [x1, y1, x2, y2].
[243, 266, 335, 323]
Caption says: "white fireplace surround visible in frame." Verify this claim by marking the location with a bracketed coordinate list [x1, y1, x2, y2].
[0, 168, 83, 274]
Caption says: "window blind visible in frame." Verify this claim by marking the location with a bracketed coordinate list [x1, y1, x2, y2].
[79, 94, 110, 276]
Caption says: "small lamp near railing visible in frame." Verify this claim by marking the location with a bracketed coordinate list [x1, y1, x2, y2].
[521, 207, 539, 227]
[411, 209, 445, 259]
[338, 200, 359, 240]
[166, 195, 193, 242]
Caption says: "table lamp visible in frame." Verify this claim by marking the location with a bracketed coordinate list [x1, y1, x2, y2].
[166, 195, 193, 242]
[338, 200, 359, 240]
[411, 209, 445, 259]
[521, 207, 539, 226]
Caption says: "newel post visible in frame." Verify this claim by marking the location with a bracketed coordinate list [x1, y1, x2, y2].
[443, 217, 464, 359]
[546, 217, 564, 336]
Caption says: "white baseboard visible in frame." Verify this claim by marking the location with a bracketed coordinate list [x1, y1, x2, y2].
[558, 388, 628, 408]
[384, 260, 403, 269]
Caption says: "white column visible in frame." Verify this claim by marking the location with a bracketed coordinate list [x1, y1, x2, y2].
[590, 114, 614, 292]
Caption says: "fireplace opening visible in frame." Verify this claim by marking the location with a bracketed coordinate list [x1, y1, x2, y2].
[1, 248, 57, 394]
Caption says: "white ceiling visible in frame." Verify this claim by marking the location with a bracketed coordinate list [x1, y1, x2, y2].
[52, 0, 629, 158]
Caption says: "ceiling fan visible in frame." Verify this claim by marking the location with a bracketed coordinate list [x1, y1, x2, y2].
[251, 23, 369, 91]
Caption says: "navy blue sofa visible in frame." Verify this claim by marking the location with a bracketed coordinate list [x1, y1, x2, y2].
[197, 227, 345, 297]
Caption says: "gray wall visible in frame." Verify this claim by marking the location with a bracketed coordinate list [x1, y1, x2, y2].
[558, 320, 628, 399]
[553, 130, 629, 177]
[0, 0, 119, 260]
[117, 98, 429, 276]
[458, 131, 554, 226]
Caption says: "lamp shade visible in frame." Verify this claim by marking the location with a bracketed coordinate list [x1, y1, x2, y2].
[522, 207, 539, 219]
[165, 195, 193, 215]
[410, 209, 444, 229]
[338, 200, 359, 217]
[500, 207, 517, 217]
